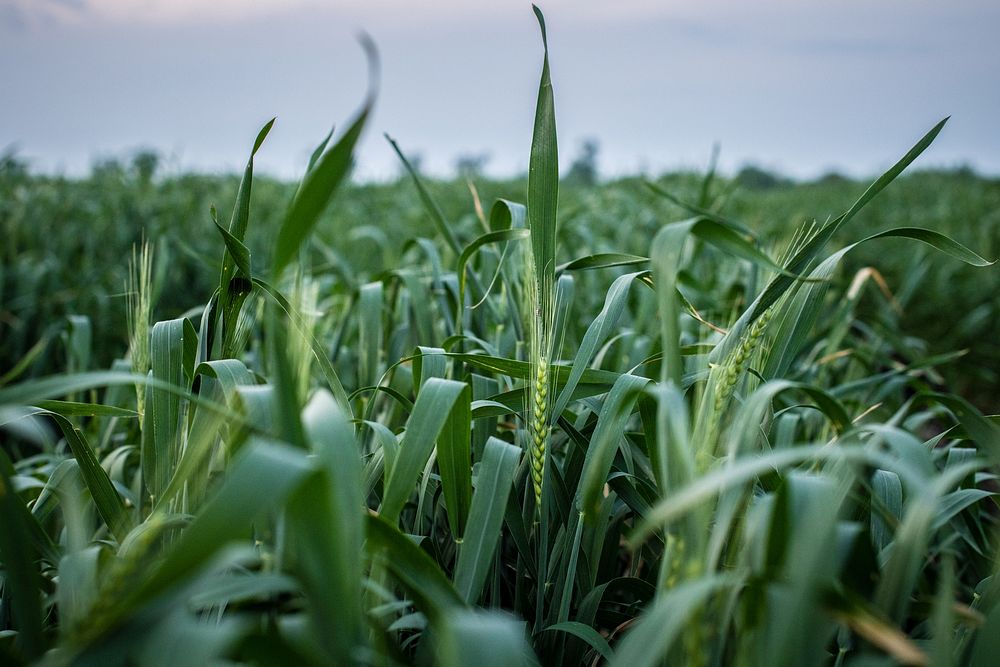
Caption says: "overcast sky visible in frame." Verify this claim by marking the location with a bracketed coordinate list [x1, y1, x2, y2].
[3, 0, 999, 180]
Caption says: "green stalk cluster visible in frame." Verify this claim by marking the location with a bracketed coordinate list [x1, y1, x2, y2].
[662, 534, 708, 665]
[73, 513, 167, 645]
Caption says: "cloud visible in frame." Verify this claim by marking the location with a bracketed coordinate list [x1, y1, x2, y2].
[1, 0, 87, 32]
[0, 5, 27, 31]
[61, 0, 322, 24]
[1, 0, 318, 29]
[0, 0, 715, 29]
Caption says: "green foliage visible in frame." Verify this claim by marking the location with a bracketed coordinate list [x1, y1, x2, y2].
[2, 7, 1000, 666]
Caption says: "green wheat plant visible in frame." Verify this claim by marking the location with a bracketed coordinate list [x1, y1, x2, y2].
[524, 5, 559, 515]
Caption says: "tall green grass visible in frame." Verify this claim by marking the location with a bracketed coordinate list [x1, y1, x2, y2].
[1, 7, 999, 666]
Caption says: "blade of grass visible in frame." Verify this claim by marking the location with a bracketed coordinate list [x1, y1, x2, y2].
[454, 437, 521, 603]
[287, 390, 367, 663]
[381, 377, 468, 525]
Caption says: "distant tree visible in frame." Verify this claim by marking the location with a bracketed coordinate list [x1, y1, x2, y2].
[0, 150, 28, 180]
[734, 164, 791, 190]
[566, 138, 600, 186]
[132, 150, 160, 185]
[454, 152, 490, 179]
[91, 157, 126, 181]
[953, 164, 977, 180]
[815, 171, 850, 186]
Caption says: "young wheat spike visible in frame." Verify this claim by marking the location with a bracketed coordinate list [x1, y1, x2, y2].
[126, 240, 153, 416]
[529, 352, 549, 507]
[521, 240, 555, 515]
[713, 304, 774, 416]
[695, 303, 775, 470]
[699, 219, 816, 459]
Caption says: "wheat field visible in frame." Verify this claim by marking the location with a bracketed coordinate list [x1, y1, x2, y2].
[2, 7, 1000, 666]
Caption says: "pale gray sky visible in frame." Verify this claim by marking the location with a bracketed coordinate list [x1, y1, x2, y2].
[2, 0, 999, 180]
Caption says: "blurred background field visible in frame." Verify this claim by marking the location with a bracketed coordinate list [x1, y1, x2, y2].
[5, 3, 1000, 665]
[4, 152, 997, 409]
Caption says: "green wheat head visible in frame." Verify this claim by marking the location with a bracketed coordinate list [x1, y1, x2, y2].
[126, 240, 152, 417]
[529, 347, 550, 511]
[523, 245, 556, 514]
